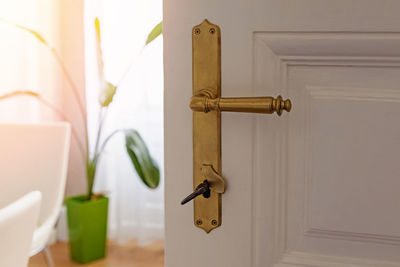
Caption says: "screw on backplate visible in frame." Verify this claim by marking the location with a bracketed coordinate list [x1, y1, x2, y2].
[196, 219, 203, 225]
[194, 28, 201, 35]
[211, 219, 218, 226]
[209, 28, 215, 34]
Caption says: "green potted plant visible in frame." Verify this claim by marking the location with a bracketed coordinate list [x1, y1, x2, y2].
[0, 18, 163, 263]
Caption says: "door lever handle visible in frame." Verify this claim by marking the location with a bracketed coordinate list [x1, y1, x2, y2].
[190, 91, 291, 116]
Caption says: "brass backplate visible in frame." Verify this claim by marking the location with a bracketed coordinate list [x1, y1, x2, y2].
[192, 19, 221, 233]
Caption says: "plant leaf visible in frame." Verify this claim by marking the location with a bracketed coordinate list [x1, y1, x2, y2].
[94, 17, 104, 81]
[94, 18, 117, 107]
[0, 18, 49, 46]
[99, 81, 117, 107]
[125, 129, 160, 189]
[0, 90, 39, 101]
[145, 21, 162, 45]
[86, 159, 96, 199]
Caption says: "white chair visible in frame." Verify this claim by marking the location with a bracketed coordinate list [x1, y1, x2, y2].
[0, 123, 71, 266]
[0, 191, 42, 267]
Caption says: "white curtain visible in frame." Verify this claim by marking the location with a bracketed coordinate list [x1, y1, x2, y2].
[85, 0, 164, 245]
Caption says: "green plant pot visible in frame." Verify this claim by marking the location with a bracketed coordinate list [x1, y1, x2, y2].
[66, 195, 109, 264]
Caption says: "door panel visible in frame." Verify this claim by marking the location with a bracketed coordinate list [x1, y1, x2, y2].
[254, 33, 400, 266]
[164, 1, 400, 266]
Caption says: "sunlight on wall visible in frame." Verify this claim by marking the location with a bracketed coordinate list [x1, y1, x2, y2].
[0, 0, 88, 199]
[0, 0, 40, 121]
[0, 0, 66, 122]
[0, 0, 78, 123]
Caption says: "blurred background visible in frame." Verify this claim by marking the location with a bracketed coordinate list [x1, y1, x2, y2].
[0, 0, 164, 265]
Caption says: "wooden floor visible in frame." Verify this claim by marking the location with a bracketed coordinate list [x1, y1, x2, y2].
[29, 240, 164, 267]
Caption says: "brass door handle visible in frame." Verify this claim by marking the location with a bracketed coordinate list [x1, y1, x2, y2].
[189, 19, 292, 233]
[190, 92, 291, 115]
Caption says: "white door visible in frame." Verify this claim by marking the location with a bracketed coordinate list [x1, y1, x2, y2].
[164, 1, 400, 266]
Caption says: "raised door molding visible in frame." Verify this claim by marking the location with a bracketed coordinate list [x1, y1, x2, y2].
[252, 32, 400, 267]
